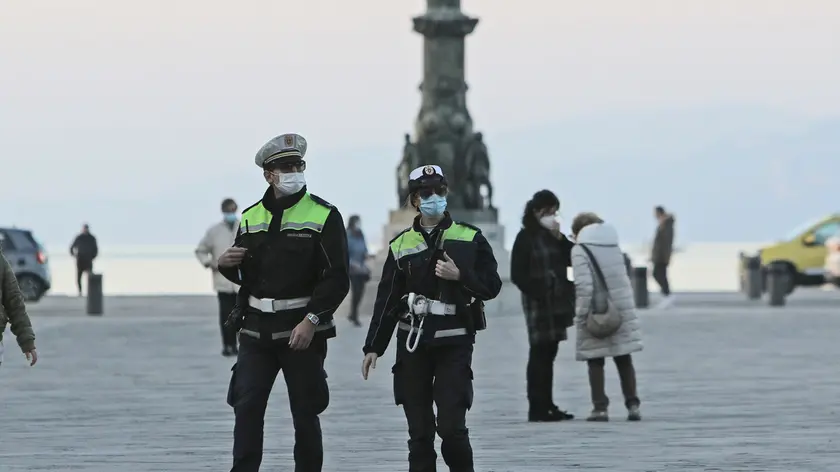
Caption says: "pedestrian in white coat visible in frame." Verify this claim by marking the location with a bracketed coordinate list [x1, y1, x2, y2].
[570, 212, 643, 422]
[196, 198, 241, 356]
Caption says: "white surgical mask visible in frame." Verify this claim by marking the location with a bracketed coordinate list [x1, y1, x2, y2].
[273, 172, 306, 195]
[539, 215, 558, 230]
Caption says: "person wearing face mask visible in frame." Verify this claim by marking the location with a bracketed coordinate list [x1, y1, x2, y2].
[510, 189, 577, 422]
[216, 133, 350, 472]
[346, 214, 371, 327]
[361, 164, 502, 472]
[195, 198, 242, 356]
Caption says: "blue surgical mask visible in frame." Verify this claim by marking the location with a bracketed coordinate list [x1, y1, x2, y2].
[223, 212, 238, 224]
[419, 194, 447, 217]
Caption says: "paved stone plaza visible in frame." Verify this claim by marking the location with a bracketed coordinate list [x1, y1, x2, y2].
[2, 287, 839, 471]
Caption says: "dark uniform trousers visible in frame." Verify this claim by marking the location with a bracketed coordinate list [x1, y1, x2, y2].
[227, 326, 330, 472]
[393, 333, 475, 472]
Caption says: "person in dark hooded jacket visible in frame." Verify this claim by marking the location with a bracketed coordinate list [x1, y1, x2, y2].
[70, 223, 98, 296]
[651, 206, 675, 308]
[510, 190, 576, 422]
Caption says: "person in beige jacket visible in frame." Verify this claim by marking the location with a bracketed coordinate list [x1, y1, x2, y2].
[571, 212, 643, 422]
[196, 198, 241, 356]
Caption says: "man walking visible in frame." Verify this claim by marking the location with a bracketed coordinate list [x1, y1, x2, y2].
[651, 206, 675, 308]
[218, 133, 350, 472]
[69, 223, 98, 296]
[195, 198, 241, 356]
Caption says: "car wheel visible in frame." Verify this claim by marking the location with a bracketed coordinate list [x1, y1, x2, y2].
[17, 274, 44, 302]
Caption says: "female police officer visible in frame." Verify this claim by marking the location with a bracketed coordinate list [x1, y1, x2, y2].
[361, 164, 502, 472]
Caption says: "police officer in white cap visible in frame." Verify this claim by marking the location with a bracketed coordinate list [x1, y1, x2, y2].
[361, 164, 502, 472]
[217, 133, 350, 472]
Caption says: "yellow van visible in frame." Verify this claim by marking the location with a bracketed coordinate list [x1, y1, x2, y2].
[742, 214, 840, 293]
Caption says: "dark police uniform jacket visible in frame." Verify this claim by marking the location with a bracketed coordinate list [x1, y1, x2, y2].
[220, 186, 350, 339]
[363, 213, 502, 356]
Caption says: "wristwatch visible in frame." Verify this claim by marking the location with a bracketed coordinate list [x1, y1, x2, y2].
[306, 313, 320, 326]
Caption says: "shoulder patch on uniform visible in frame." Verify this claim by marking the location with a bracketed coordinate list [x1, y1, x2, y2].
[388, 227, 412, 243]
[309, 194, 334, 209]
[454, 221, 482, 233]
[241, 200, 263, 214]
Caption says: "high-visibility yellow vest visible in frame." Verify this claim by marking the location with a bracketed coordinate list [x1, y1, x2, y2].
[389, 224, 478, 261]
[240, 193, 331, 234]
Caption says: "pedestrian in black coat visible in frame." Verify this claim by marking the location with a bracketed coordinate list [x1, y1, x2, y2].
[510, 190, 576, 422]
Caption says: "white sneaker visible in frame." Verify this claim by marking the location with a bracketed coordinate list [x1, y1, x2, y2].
[655, 295, 675, 309]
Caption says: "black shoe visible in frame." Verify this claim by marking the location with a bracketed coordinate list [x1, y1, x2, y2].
[348, 316, 362, 327]
[528, 406, 575, 422]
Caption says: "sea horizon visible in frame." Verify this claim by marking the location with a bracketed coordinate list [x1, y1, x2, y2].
[35, 241, 768, 296]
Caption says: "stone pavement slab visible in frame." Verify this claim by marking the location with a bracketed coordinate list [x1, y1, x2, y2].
[2, 288, 839, 471]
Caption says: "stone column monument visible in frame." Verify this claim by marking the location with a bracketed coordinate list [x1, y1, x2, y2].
[378, 0, 510, 280]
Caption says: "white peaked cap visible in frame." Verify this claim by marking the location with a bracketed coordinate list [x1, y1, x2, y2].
[409, 165, 444, 181]
[255, 133, 308, 168]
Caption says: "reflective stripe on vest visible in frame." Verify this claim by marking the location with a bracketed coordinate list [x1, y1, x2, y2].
[389, 224, 478, 260]
[239, 193, 331, 234]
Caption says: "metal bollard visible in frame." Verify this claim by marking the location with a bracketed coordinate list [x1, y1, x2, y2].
[744, 256, 763, 300]
[766, 263, 789, 307]
[87, 273, 104, 315]
[632, 266, 649, 309]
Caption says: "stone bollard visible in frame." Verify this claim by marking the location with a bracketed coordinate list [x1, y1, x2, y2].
[632, 267, 649, 309]
[766, 263, 789, 307]
[744, 256, 763, 300]
[87, 273, 104, 315]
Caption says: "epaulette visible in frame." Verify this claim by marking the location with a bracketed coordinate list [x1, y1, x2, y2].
[309, 193, 334, 209]
[454, 221, 482, 232]
[240, 199, 263, 214]
[389, 227, 412, 244]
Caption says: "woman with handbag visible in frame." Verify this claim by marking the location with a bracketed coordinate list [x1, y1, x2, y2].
[570, 212, 643, 422]
[510, 190, 576, 422]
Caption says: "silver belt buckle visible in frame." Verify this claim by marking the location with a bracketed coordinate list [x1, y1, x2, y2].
[411, 296, 428, 316]
[259, 298, 275, 313]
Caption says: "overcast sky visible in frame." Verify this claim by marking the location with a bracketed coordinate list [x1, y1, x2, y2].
[1, 0, 838, 246]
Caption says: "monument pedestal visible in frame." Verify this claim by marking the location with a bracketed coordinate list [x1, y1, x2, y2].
[370, 208, 511, 282]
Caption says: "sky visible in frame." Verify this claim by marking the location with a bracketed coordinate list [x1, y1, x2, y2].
[1, 0, 838, 247]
